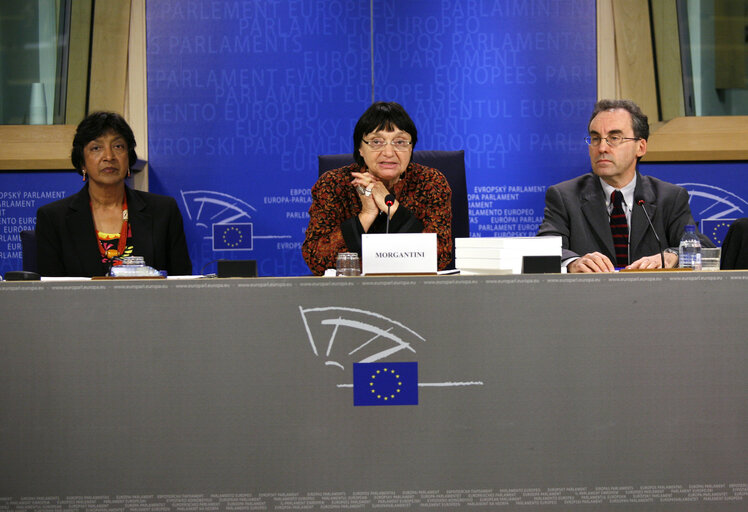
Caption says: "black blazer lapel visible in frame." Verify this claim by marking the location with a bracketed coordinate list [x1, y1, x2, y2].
[630, 173, 657, 257]
[580, 177, 615, 259]
[126, 188, 155, 263]
[65, 186, 102, 275]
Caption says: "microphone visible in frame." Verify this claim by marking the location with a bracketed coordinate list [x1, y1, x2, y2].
[384, 194, 396, 233]
[636, 196, 665, 268]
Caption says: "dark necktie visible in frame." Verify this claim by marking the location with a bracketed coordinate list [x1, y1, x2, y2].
[610, 190, 629, 266]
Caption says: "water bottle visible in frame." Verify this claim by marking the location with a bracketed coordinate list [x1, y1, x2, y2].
[678, 225, 702, 270]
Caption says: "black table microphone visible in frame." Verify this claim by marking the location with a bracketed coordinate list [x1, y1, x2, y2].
[636, 196, 665, 268]
[385, 194, 396, 233]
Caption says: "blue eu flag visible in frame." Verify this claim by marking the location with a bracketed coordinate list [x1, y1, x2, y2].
[701, 219, 735, 246]
[353, 362, 418, 406]
[213, 223, 253, 251]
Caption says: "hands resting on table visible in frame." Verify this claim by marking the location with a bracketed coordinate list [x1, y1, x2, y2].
[567, 251, 678, 273]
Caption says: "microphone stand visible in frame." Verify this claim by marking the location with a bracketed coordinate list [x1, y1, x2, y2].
[637, 198, 665, 268]
[384, 194, 395, 234]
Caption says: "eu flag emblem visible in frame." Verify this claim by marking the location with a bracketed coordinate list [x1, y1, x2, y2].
[701, 219, 735, 246]
[353, 362, 418, 406]
[213, 223, 253, 251]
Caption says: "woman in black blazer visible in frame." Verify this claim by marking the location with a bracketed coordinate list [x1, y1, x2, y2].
[35, 112, 192, 277]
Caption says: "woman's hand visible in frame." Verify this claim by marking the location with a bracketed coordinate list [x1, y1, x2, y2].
[351, 171, 380, 230]
[352, 171, 396, 210]
[351, 171, 397, 231]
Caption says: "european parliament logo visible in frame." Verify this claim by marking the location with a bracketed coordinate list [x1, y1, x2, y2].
[679, 182, 747, 246]
[212, 223, 253, 251]
[298, 306, 482, 406]
[353, 362, 418, 406]
[701, 219, 735, 246]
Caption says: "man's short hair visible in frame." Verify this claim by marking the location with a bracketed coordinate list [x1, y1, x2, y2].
[71, 111, 138, 173]
[352, 102, 417, 167]
[588, 99, 649, 141]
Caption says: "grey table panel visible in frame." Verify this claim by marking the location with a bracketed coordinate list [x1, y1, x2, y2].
[0, 273, 746, 511]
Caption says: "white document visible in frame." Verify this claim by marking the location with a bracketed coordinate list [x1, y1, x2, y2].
[454, 236, 562, 274]
[362, 233, 437, 275]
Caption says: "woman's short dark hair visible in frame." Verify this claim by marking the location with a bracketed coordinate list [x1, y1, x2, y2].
[71, 111, 138, 174]
[588, 99, 649, 141]
[353, 102, 417, 166]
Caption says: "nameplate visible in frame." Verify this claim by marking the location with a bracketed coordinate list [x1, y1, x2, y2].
[362, 233, 437, 275]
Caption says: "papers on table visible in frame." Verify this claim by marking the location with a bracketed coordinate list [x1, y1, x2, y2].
[38, 274, 204, 282]
[454, 236, 562, 274]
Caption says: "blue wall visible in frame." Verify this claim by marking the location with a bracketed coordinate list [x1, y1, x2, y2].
[0, 173, 86, 275]
[145, 0, 597, 276]
[639, 161, 748, 245]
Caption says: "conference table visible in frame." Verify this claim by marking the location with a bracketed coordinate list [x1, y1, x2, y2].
[1, 271, 746, 511]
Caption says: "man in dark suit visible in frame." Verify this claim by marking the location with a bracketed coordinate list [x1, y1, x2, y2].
[537, 99, 712, 273]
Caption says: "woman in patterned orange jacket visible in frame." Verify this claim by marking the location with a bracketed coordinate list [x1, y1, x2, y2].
[302, 102, 452, 275]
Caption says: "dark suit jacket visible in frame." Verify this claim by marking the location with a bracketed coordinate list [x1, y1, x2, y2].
[721, 217, 748, 270]
[35, 184, 193, 276]
[537, 171, 713, 262]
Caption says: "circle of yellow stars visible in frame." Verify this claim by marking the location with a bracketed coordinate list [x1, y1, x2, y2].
[221, 226, 243, 248]
[369, 367, 403, 401]
[711, 221, 731, 245]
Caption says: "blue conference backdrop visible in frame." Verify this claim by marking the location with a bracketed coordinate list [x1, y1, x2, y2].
[0, 173, 84, 276]
[144, 0, 598, 276]
[146, 0, 371, 277]
[639, 161, 748, 246]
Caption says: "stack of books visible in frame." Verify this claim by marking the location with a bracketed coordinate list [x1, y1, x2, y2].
[454, 236, 562, 274]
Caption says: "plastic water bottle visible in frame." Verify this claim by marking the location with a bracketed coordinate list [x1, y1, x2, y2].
[678, 225, 702, 270]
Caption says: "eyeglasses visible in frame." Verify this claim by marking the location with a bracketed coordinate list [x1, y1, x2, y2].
[585, 135, 640, 147]
[362, 139, 413, 152]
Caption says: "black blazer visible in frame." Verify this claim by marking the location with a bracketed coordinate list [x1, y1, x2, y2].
[537, 171, 713, 262]
[35, 184, 193, 276]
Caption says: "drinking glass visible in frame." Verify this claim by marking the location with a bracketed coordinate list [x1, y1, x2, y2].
[336, 252, 361, 276]
[700, 247, 721, 271]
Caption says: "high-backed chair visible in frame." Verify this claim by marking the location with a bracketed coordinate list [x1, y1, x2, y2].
[317, 150, 469, 268]
[20, 230, 38, 273]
